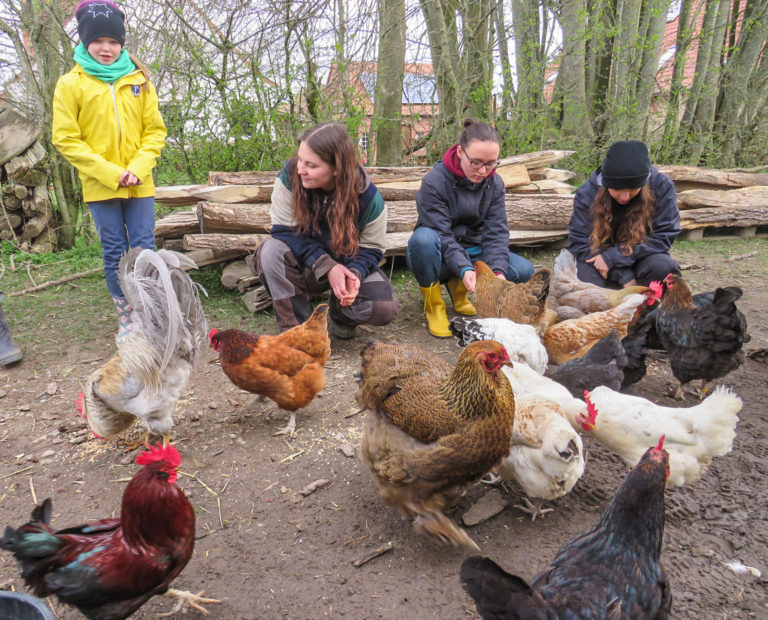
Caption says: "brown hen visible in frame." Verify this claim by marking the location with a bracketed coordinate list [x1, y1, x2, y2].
[209, 304, 331, 436]
[473, 260, 552, 335]
[543, 293, 648, 365]
[356, 339, 517, 550]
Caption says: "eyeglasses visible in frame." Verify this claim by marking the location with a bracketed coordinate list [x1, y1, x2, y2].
[461, 152, 500, 170]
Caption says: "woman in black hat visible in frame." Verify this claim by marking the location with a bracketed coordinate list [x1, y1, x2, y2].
[567, 140, 681, 288]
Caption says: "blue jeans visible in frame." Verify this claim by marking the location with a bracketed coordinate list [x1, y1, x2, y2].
[406, 226, 535, 286]
[88, 197, 156, 298]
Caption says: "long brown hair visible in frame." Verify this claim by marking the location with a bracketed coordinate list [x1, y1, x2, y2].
[589, 185, 656, 256]
[292, 122, 360, 257]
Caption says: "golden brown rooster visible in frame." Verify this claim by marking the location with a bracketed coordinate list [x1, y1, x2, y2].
[209, 304, 331, 437]
[473, 260, 553, 335]
[356, 339, 517, 550]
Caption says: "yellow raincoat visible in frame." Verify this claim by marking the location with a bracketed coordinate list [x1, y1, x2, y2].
[52, 64, 166, 202]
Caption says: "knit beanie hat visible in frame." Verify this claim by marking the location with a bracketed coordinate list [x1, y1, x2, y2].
[76, 1, 126, 48]
[600, 140, 651, 189]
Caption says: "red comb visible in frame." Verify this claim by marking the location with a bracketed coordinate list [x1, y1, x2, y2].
[208, 328, 219, 340]
[648, 281, 663, 303]
[655, 435, 665, 450]
[136, 443, 181, 468]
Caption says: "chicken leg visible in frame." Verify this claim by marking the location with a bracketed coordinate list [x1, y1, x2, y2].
[159, 589, 221, 616]
[273, 411, 296, 438]
[514, 497, 554, 522]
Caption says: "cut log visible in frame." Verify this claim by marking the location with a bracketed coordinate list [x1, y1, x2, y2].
[13, 185, 28, 199]
[154, 209, 200, 238]
[242, 286, 272, 313]
[509, 180, 576, 194]
[155, 184, 207, 207]
[495, 164, 530, 188]
[679, 205, 768, 229]
[0, 107, 43, 164]
[676, 186, 768, 210]
[221, 260, 255, 289]
[0, 212, 22, 230]
[157, 238, 185, 252]
[528, 168, 577, 182]
[497, 150, 575, 170]
[195, 194, 574, 235]
[5, 142, 47, 181]
[20, 212, 50, 242]
[183, 233, 269, 252]
[184, 248, 249, 267]
[657, 165, 768, 191]
[188, 184, 274, 203]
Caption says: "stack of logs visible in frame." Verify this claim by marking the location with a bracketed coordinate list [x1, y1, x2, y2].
[0, 106, 56, 253]
[154, 150, 768, 311]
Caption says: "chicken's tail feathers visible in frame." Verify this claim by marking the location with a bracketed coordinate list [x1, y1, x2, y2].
[449, 316, 485, 347]
[460, 556, 547, 618]
[1, 498, 55, 554]
[694, 386, 743, 454]
[553, 248, 578, 279]
[119, 248, 208, 374]
[413, 512, 479, 551]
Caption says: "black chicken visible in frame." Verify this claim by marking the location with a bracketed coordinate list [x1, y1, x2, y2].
[461, 437, 672, 619]
[655, 274, 749, 398]
[546, 330, 626, 397]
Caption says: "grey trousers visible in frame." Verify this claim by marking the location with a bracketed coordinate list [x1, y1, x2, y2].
[254, 238, 401, 331]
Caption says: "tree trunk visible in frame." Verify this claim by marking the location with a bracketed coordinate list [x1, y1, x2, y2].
[660, 0, 695, 158]
[554, 0, 592, 137]
[629, 0, 668, 138]
[373, 0, 406, 165]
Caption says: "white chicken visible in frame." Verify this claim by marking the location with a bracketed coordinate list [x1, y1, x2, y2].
[581, 386, 743, 486]
[450, 316, 548, 374]
[491, 392, 586, 520]
[78, 248, 208, 444]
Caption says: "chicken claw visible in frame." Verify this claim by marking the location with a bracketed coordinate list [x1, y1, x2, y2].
[159, 589, 221, 616]
[273, 412, 296, 438]
[514, 497, 553, 522]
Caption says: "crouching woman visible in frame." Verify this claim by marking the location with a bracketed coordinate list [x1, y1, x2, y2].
[254, 122, 401, 338]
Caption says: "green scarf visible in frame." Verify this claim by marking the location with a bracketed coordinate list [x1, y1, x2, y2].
[73, 43, 136, 83]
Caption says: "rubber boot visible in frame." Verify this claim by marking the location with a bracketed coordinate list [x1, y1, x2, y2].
[0, 292, 22, 366]
[113, 297, 134, 346]
[446, 278, 476, 315]
[419, 283, 451, 338]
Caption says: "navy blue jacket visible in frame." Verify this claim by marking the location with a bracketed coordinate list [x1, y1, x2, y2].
[568, 166, 680, 285]
[415, 161, 509, 277]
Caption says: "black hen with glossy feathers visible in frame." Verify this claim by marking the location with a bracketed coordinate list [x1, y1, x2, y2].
[461, 442, 672, 619]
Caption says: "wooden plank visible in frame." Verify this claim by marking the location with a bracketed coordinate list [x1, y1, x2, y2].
[528, 168, 577, 182]
[495, 164, 530, 188]
[509, 180, 576, 194]
[155, 184, 207, 207]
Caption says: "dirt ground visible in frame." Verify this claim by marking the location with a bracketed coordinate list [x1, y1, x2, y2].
[1, 240, 767, 619]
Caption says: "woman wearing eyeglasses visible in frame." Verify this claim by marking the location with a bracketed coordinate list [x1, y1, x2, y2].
[407, 119, 534, 337]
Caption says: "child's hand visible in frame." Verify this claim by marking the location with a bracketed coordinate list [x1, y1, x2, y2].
[118, 170, 142, 187]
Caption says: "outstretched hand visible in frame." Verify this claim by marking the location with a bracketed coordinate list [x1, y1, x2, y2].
[586, 253, 609, 278]
[462, 270, 476, 293]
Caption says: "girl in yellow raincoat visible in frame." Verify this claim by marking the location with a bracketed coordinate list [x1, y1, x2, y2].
[52, 1, 166, 345]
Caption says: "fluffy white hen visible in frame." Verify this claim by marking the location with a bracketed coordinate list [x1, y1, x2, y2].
[581, 386, 742, 486]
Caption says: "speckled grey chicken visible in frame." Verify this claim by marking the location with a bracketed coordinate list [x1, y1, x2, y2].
[356, 339, 517, 550]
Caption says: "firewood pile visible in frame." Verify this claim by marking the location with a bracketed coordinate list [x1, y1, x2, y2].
[155, 150, 768, 312]
[0, 107, 56, 253]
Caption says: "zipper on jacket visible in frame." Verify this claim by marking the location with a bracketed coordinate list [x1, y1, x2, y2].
[108, 83, 122, 146]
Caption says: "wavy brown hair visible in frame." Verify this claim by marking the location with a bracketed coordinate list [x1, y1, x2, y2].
[589, 185, 656, 256]
[292, 122, 360, 257]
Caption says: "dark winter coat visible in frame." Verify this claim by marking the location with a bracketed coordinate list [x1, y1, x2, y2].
[414, 161, 509, 277]
[568, 166, 680, 285]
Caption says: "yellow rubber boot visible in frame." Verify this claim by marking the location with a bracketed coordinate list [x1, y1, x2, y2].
[419, 283, 452, 338]
[446, 278, 476, 315]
